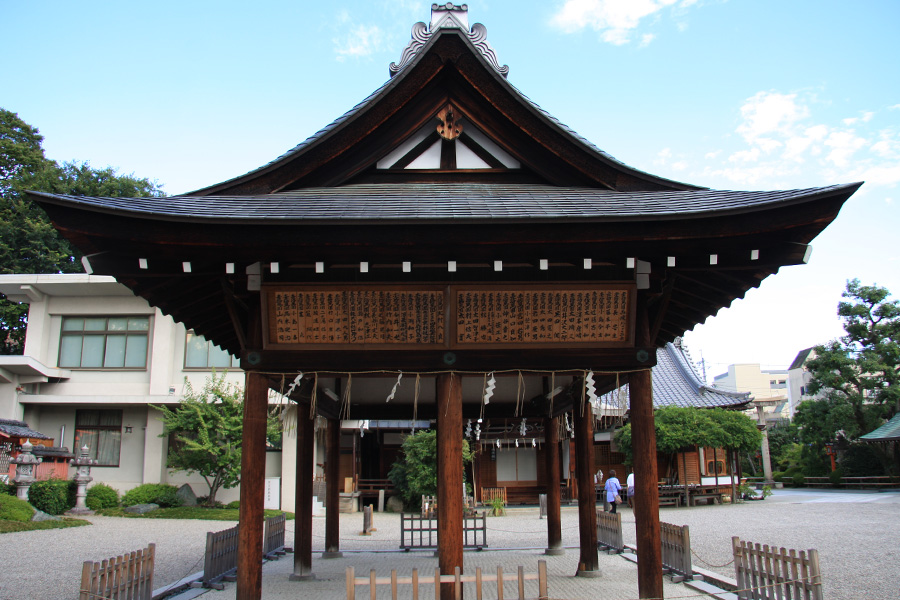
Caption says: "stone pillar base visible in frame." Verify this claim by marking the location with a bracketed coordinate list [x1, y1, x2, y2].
[321, 551, 343, 559]
[576, 568, 602, 578]
[289, 573, 316, 581]
[544, 548, 565, 556]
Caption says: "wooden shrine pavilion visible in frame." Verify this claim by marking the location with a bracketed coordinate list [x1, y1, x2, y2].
[28, 5, 860, 599]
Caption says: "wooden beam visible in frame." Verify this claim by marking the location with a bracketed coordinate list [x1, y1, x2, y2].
[290, 403, 315, 579]
[573, 389, 599, 576]
[543, 413, 563, 555]
[220, 278, 248, 352]
[236, 371, 267, 600]
[632, 294, 663, 599]
[436, 373, 463, 600]
[323, 418, 342, 558]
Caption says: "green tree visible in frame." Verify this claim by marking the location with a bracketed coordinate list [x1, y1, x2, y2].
[806, 280, 900, 433]
[152, 372, 279, 507]
[387, 430, 474, 511]
[0, 108, 163, 353]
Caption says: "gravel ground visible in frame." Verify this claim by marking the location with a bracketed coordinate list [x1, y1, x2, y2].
[1, 488, 897, 600]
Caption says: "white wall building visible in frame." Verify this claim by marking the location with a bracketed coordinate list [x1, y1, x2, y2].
[0, 274, 302, 507]
[712, 363, 790, 421]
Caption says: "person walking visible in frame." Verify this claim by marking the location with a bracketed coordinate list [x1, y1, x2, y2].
[604, 469, 622, 514]
[626, 470, 635, 508]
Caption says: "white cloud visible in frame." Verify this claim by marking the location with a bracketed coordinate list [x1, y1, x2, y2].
[736, 92, 809, 144]
[549, 0, 693, 44]
[639, 33, 656, 47]
[671, 160, 688, 171]
[334, 24, 386, 61]
[704, 150, 721, 160]
[824, 130, 867, 167]
[890, 104, 900, 111]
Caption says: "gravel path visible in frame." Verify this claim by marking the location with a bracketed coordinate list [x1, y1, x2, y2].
[1, 488, 897, 600]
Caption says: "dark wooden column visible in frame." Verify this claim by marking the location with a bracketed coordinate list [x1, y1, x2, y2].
[633, 294, 663, 598]
[573, 395, 599, 576]
[436, 373, 463, 600]
[543, 415, 564, 555]
[323, 417, 342, 558]
[236, 371, 268, 600]
[290, 404, 315, 580]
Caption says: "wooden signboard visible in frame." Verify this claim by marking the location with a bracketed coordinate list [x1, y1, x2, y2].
[264, 284, 634, 349]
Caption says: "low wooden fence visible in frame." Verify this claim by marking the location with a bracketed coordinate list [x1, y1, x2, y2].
[264, 513, 286, 557]
[480, 486, 507, 506]
[660, 522, 692, 581]
[595, 509, 624, 553]
[202, 524, 240, 589]
[804, 475, 900, 489]
[79, 543, 155, 600]
[400, 513, 488, 550]
[346, 561, 548, 600]
[732, 536, 823, 600]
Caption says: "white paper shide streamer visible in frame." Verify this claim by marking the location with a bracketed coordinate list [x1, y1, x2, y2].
[483, 372, 496, 405]
[386, 372, 403, 403]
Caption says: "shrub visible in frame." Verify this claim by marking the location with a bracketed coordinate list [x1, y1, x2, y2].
[0, 494, 35, 522]
[121, 483, 182, 508]
[225, 500, 240, 510]
[828, 468, 843, 487]
[28, 479, 76, 515]
[772, 471, 784, 483]
[792, 473, 806, 487]
[0, 482, 15, 496]
[86, 483, 119, 510]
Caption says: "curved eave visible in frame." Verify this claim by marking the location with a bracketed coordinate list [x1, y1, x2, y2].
[187, 28, 700, 196]
[27, 182, 862, 227]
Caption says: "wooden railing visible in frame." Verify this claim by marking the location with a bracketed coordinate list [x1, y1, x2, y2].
[263, 513, 286, 558]
[660, 522, 692, 581]
[202, 525, 239, 589]
[358, 478, 394, 497]
[595, 509, 624, 553]
[480, 486, 507, 505]
[803, 475, 900, 489]
[732, 537, 823, 600]
[79, 543, 155, 600]
[346, 561, 548, 600]
[399, 513, 488, 550]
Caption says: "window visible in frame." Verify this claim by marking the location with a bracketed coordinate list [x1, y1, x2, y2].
[184, 331, 240, 369]
[74, 410, 122, 466]
[59, 316, 150, 368]
[496, 447, 538, 484]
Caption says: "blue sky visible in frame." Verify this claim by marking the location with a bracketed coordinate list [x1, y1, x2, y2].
[3, 0, 899, 378]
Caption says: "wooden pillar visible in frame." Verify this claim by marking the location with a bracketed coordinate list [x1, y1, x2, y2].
[543, 415, 563, 555]
[236, 372, 267, 600]
[290, 404, 314, 580]
[323, 417, 342, 558]
[573, 395, 599, 576]
[632, 292, 663, 599]
[436, 373, 463, 600]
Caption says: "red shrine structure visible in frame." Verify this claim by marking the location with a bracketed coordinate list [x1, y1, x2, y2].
[29, 5, 860, 599]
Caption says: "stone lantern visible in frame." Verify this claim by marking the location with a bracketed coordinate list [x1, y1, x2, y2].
[12, 439, 41, 501]
[69, 445, 95, 514]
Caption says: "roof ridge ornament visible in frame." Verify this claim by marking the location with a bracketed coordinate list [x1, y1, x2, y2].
[389, 3, 509, 79]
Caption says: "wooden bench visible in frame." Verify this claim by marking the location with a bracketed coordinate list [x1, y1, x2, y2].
[346, 561, 548, 600]
[658, 495, 681, 507]
[690, 492, 722, 506]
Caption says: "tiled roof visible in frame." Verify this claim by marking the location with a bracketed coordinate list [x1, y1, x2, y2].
[30, 183, 859, 225]
[602, 342, 751, 410]
[789, 347, 815, 370]
[0, 419, 52, 440]
[860, 413, 900, 443]
[32, 446, 75, 459]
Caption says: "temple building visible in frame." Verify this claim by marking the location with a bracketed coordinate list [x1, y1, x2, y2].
[24, 5, 859, 599]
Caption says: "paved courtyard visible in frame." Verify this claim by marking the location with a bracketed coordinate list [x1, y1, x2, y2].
[0, 488, 897, 600]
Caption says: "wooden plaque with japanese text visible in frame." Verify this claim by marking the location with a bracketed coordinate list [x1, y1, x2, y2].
[264, 284, 633, 349]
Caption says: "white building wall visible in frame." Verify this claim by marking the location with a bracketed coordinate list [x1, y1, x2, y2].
[0, 274, 282, 501]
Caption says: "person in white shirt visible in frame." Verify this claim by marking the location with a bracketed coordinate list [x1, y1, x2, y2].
[626, 471, 635, 508]
[604, 469, 622, 514]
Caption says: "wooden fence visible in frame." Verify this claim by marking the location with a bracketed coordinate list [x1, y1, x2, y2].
[264, 513, 286, 557]
[595, 509, 624, 553]
[480, 487, 507, 506]
[346, 561, 548, 600]
[732, 536, 823, 600]
[400, 513, 488, 550]
[660, 522, 692, 581]
[202, 524, 240, 589]
[79, 543, 155, 600]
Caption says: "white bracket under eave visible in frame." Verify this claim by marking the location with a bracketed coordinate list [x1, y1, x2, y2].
[802, 245, 813, 264]
[583, 258, 592, 270]
[402, 261, 412, 273]
[709, 254, 718, 265]
[447, 261, 457, 272]
[182, 262, 192, 273]
[539, 259, 548, 271]
[360, 262, 369, 273]
[138, 258, 148, 270]
[270, 262, 280, 274]
[494, 260, 503, 272]
[315, 262, 325, 273]
[225, 263, 235, 274]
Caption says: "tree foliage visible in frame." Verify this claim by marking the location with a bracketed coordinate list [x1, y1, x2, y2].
[152, 373, 248, 507]
[806, 280, 900, 432]
[387, 430, 474, 511]
[615, 406, 761, 463]
[0, 108, 163, 354]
